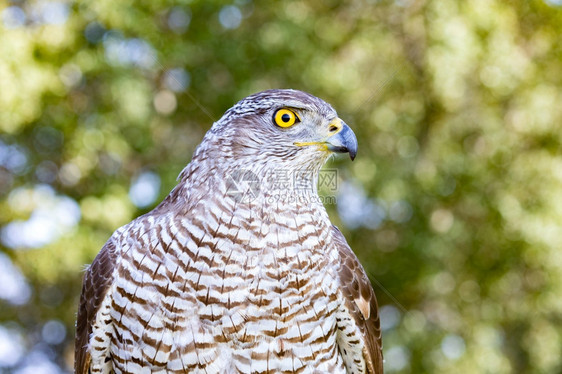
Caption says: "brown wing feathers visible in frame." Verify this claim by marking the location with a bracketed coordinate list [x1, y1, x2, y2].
[74, 239, 117, 374]
[332, 225, 384, 374]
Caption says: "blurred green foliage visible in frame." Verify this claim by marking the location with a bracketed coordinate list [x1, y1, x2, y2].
[1, 0, 562, 372]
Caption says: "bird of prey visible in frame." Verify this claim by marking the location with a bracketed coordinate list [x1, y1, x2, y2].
[75, 89, 383, 373]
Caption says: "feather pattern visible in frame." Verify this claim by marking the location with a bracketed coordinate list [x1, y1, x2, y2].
[75, 89, 383, 373]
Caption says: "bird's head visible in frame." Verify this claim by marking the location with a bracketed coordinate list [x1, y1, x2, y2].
[180, 90, 358, 203]
[208, 89, 358, 172]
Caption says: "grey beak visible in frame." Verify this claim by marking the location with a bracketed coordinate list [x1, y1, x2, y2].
[326, 122, 358, 161]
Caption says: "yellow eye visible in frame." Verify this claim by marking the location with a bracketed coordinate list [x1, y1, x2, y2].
[274, 109, 300, 128]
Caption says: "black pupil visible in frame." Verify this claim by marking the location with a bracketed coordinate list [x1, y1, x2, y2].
[281, 113, 291, 122]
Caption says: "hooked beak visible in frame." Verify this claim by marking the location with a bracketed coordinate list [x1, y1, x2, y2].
[326, 120, 358, 161]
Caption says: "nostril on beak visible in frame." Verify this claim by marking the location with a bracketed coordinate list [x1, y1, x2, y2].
[328, 118, 344, 134]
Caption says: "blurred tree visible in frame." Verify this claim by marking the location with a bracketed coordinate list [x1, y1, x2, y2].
[0, 0, 561, 372]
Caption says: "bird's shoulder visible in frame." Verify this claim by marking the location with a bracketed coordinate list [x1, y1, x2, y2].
[74, 234, 119, 374]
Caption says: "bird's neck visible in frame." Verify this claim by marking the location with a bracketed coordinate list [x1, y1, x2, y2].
[175, 135, 328, 212]
[185, 162, 324, 208]
[163, 142, 335, 261]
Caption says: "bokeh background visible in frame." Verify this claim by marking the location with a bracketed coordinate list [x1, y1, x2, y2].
[1, 0, 562, 372]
